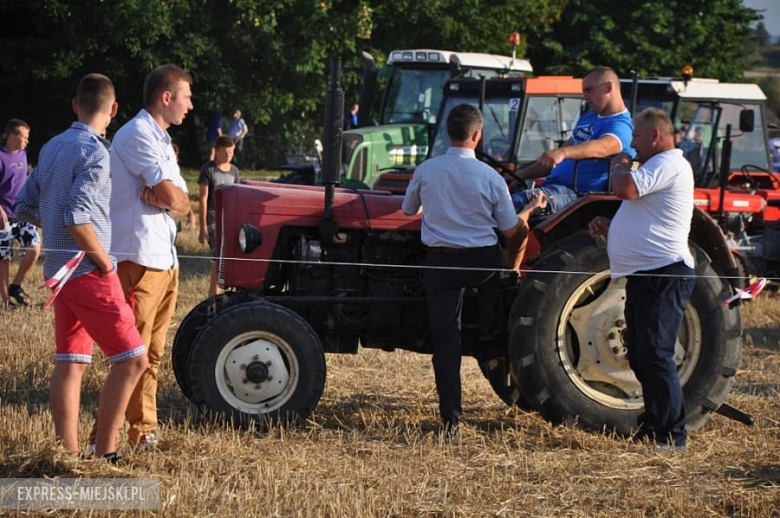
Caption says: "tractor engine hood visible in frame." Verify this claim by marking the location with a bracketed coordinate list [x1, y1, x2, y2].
[215, 181, 420, 290]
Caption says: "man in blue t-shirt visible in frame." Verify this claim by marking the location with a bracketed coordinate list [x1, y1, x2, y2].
[511, 66, 635, 215]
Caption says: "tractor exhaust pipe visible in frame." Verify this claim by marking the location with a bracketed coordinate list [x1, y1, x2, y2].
[320, 58, 344, 244]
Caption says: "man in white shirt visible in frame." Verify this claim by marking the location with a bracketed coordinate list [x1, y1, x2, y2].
[403, 104, 545, 434]
[589, 107, 695, 452]
[91, 64, 192, 450]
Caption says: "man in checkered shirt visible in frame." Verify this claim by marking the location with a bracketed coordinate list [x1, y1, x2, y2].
[14, 74, 148, 461]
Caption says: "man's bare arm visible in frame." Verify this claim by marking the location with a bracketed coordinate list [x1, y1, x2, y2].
[550, 135, 623, 164]
[143, 179, 190, 218]
[610, 154, 639, 200]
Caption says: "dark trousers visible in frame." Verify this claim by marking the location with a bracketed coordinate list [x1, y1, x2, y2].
[424, 245, 501, 422]
[624, 261, 696, 446]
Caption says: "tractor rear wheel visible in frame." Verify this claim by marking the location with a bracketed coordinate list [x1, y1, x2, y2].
[509, 231, 741, 435]
[478, 355, 532, 410]
[187, 301, 326, 428]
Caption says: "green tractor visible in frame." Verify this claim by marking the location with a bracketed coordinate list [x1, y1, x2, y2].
[340, 49, 533, 189]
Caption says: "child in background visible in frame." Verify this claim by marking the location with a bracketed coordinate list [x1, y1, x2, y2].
[198, 135, 240, 297]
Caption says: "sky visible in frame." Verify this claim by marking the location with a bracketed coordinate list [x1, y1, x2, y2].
[743, 0, 780, 38]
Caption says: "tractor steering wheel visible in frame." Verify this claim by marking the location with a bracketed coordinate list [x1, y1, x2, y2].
[474, 147, 524, 184]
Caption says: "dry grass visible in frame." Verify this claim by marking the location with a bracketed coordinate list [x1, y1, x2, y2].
[0, 220, 778, 516]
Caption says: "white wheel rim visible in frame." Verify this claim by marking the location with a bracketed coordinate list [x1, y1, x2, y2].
[557, 270, 702, 410]
[215, 331, 299, 414]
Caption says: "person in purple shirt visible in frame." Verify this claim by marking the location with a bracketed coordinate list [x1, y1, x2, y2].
[0, 119, 41, 307]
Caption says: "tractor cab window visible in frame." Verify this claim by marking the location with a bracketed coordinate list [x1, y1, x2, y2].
[381, 67, 451, 125]
[429, 98, 479, 158]
[719, 103, 768, 171]
[429, 95, 520, 162]
[343, 134, 365, 182]
[516, 97, 583, 164]
[683, 103, 770, 185]
[679, 104, 717, 182]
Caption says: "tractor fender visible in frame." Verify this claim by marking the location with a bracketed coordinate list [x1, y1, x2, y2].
[689, 208, 745, 290]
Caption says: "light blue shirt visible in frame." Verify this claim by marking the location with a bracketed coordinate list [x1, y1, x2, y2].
[228, 117, 247, 140]
[15, 123, 115, 279]
[110, 109, 188, 270]
[402, 147, 517, 248]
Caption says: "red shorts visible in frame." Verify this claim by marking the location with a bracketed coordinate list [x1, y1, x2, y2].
[54, 270, 145, 363]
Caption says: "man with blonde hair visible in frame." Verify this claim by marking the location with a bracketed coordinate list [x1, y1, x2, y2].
[589, 107, 696, 453]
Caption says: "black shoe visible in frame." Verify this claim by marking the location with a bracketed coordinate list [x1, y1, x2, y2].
[102, 452, 121, 464]
[9, 284, 30, 306]
[441, 418, 459, 438]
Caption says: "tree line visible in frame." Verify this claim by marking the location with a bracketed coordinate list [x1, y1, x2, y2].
[0, 0, 762, 169]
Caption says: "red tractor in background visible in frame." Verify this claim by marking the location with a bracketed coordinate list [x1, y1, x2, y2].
[622, 74, 780, 279]
[173, 62, 751, 435]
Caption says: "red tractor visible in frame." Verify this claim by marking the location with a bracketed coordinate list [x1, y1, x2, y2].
[173, 63, 749, 434]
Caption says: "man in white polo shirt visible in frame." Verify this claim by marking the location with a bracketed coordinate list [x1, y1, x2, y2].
[589, 107, 695, 452]
[91, 64, 193, 450]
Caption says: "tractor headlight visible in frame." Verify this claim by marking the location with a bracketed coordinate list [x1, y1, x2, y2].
[238, 224, 263, 254]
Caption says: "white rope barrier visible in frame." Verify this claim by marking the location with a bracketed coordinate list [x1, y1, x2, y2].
[6, 245, 779, 282]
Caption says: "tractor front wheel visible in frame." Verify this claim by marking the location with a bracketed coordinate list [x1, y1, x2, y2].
[187, 301, 326, 428]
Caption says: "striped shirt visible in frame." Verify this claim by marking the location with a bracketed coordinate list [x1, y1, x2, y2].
[402, 147, 517, 248]
[14, 122, 114, 280]
[110, 109, 187, 269]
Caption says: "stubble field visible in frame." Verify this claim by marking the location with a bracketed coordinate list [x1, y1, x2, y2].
[0, 182, 778, 516]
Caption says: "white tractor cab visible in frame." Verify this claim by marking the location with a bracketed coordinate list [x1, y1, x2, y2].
[339, 48, 533, 189]
[621, 74, 772, 187]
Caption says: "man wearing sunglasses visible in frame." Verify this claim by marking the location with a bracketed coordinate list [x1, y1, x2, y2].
[511, 66, 634, 215]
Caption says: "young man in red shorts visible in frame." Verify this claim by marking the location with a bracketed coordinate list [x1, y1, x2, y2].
[14, 74, 148, 460]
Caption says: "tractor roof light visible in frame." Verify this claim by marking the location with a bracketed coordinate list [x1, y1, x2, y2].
[682, 65, 694, 85]
[415, 52, 427, 61]
[391, 51, 403, 62]
[508, 32, 521, 46]
[402, 51, 413, 61]
[239, 224, 263, 254]
[428, 52, 442, 62]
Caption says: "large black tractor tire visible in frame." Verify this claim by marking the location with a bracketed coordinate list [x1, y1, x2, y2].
[478, 356, 533, 410]
[172, 294, 236, 403]
[509, 231, 742, 435]
[187, 301, 326, 429]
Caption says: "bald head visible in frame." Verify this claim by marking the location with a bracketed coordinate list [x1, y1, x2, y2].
[581, 66, 625, 116]
[584, 66, 620, 88]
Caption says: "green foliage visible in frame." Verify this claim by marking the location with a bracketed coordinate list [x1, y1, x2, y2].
[0, 0, 762, 168]
[528, 0, 760, 81]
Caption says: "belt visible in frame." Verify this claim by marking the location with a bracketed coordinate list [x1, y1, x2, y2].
[428, 245, 496, 255]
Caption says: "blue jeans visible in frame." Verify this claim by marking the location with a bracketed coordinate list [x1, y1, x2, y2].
[624, 261, 696, 447]
[511, 183, 579, 215]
